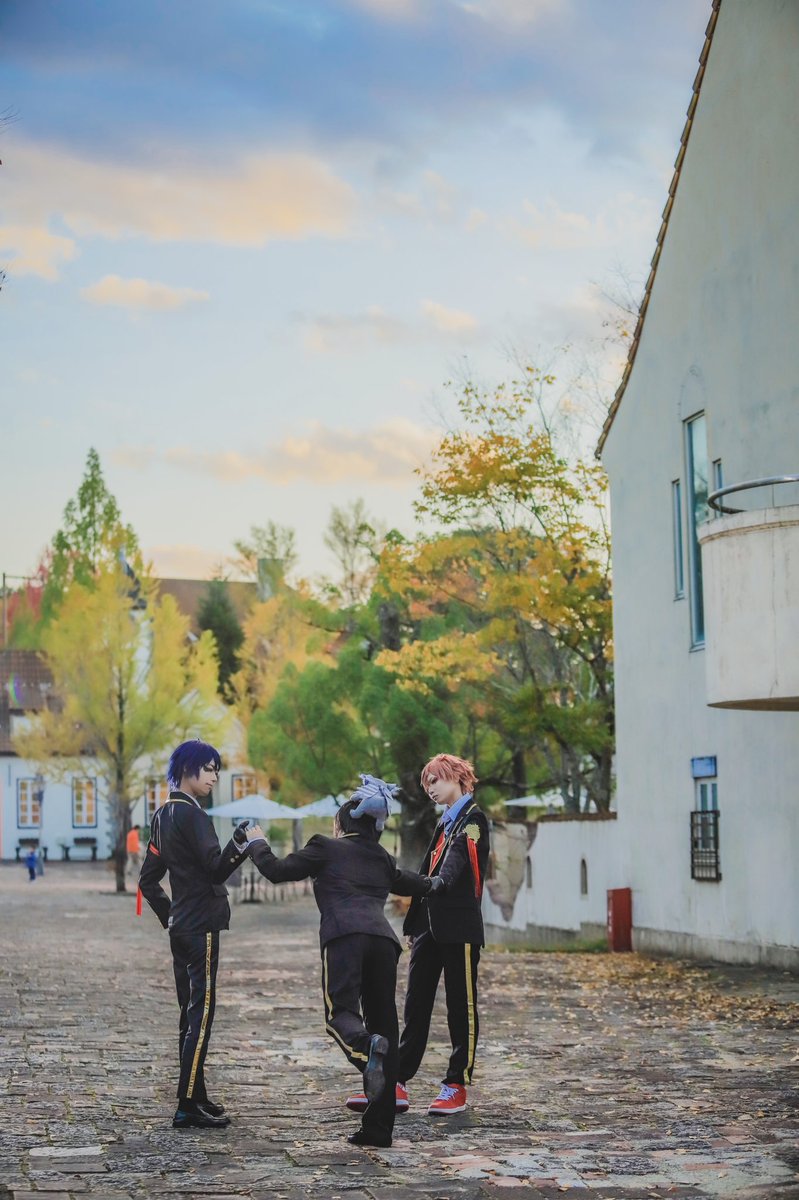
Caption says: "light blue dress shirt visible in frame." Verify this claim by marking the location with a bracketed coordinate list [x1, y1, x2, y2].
[442, 791, 473, 831]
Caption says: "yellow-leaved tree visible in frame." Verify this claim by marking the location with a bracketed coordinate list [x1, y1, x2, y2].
[376, 374, 614, 813]
[14, 565, 224, 892]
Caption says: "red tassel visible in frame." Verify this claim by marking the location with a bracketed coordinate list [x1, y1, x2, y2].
[467, 838, 482, 899]
[136, 886, 143, 917]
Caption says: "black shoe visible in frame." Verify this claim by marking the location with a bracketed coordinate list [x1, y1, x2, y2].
[348, 1128, 392, 1148]
[172, 1104, 230, 1129]
[362, 1034, 389, 1103]
[198, 1099, 226, 1117]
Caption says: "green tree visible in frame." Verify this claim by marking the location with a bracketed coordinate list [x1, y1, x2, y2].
[42, 448, 138, 623]
[323, 499, 384, 608]
[197, 579, 244, 698]
[232, 521, 298, 593]
[248, 660, 367, 804]
[14, 566, 224, 892]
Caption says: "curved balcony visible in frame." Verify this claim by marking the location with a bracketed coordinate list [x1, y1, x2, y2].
[698, 477, 799, 710]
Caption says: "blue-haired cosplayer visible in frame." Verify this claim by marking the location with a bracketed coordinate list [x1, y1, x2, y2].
[239, 774, 445, 1148]
[138, 739, 249, 1130]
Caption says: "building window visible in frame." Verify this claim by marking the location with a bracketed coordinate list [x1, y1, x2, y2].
[17, 779, 41, 828]
[525, 858, 533, 889]
[580, 858, 588, 896]
[232, 773, 257, 801]
[144, 778, 170, 822]
[672, 479, 685, 598]
[685, 413, 709, 646]
[691, 774, 720, 881]
[73, 778, 98, 828]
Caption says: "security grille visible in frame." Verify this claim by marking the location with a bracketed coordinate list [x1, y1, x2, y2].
[690, 809, 721, 882]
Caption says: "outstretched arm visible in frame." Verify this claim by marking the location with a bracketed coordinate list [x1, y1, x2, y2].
[390, 867, 434, 897]
[247, 833, 327, 883]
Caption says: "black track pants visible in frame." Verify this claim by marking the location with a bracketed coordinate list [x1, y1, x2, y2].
[170, 930, 219, 1102]
[322, 933, 399, 1140]
[398, 929, 480, 1086]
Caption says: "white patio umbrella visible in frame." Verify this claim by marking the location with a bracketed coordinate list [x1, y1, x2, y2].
[205, 794, 298, 821]
[293, 794, 348, 818]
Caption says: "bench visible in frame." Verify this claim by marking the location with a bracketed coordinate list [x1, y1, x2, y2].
[61, 836, 99, 862]
[15, 838, 48, 862]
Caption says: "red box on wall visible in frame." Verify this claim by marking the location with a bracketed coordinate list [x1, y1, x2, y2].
[607, 887, 633, 952]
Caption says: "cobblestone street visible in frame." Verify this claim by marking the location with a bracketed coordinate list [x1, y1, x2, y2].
[1, 863, 797, 1200]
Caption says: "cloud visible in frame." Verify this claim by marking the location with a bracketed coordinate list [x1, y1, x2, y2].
[299, 298, 479, 351]
[1, 1, 711, 171]
[113, 419, 437, 486]
[509, 193, 656, 252]
[453, 0, 566, 27]
[377, 170, 458, 224]
[343, 0, 423, 19]
[0, 224, 77, 280]
[346, 0, 564, 26]
[81, 274, 209, 311]
[301, 306, 409, 353]
[4, 140, 356, 248]
[465, 208, 488, 232]
[421, 299, 478, 334]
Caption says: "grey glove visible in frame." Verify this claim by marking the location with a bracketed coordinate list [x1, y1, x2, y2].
[427, 875, 446, 895]
[232, 820, 251, 850]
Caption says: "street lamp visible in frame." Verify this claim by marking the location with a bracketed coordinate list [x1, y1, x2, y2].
[33, 772, 45, 871]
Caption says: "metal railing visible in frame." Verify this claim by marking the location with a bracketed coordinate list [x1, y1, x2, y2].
[231, 863, 312, 904]
[708, 474, 799, 515]
[690, 810, 721, 882]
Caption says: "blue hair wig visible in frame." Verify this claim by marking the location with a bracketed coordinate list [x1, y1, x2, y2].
[167, 739, 221, 790]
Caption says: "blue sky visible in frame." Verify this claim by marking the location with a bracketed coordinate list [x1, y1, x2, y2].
[1, 0, 710, 581]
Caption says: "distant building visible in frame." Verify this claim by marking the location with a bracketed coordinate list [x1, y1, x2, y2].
[0, 569, 259, 861]
[157, 577, 256, 637]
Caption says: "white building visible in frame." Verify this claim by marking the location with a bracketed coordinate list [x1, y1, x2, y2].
[0, 649, 259, 862]
[598, 0, 799, 967]
[483, 0, 799, 967]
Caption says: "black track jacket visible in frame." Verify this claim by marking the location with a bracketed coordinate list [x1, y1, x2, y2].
[138, 791, 247, 935]
[248, 832, 432, 951]
[403, 798, 490, 946]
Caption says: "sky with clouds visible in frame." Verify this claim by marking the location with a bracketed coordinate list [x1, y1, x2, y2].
[1, 0, 711, 582]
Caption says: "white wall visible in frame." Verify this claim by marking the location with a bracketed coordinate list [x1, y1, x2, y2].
[0, 756, 113, 861]
[483, 818, 620, 941]
[601, 0, 799, 966]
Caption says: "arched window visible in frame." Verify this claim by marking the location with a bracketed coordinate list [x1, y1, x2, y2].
[580, 858, 588, 896]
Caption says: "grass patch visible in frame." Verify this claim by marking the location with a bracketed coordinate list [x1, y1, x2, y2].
[488, 937, 609, 954]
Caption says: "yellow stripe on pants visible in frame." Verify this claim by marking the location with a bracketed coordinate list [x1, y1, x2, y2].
[187, 932, 213, 1098]
[463, 944, 476, 1085]
[322, 947, 368, 1063]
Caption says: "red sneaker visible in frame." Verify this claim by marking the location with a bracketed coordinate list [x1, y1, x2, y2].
[427, 1083, 467, 1115]
[346, 1083, 409, 1114]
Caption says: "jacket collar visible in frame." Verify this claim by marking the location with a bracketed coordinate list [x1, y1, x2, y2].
[168, 789, 202, 809]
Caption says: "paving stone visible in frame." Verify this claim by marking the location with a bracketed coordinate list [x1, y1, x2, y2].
[2, 862, 799, 1199]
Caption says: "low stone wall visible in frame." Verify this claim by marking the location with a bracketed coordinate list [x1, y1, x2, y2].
[633, 926, 799, 972]
[483, 813, 621, 944]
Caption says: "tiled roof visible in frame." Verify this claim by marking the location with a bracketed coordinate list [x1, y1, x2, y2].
[596, 0, 722, 458]
[0, 650, 54, 754]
